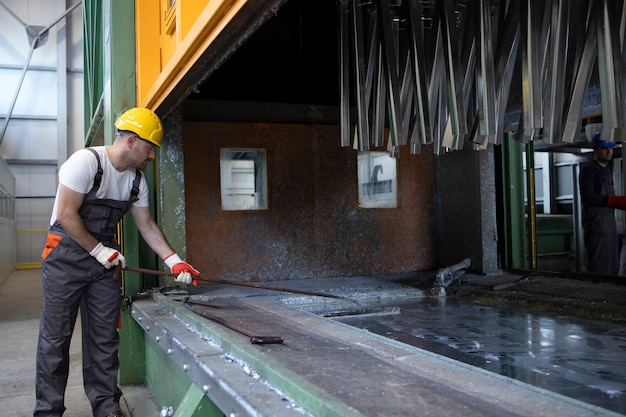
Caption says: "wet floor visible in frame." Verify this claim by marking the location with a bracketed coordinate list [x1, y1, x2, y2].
[333, 296, 626, 415]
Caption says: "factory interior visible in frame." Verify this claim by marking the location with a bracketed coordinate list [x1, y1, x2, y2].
[1, 0, 625, 416]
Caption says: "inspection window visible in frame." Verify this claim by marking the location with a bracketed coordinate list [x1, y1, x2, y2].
[220, 148, 268, 211]
[357, 151, 397, 208]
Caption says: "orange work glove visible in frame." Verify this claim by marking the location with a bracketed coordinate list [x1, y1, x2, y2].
[164, 253, 200, 284]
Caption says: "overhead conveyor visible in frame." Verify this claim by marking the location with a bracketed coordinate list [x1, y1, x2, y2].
[339, 0, 626, 155]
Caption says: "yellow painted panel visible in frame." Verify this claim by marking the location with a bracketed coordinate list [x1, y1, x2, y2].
[180, 0, 211, 39]
[136, 0, 249, 109]
[136, 0, 162, 105]
[159, 0, 179, 67]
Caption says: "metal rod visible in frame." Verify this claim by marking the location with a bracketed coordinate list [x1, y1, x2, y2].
[124, 266, 351, 301]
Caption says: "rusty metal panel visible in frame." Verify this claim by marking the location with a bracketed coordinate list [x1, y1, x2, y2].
[183, 121, 436, 281]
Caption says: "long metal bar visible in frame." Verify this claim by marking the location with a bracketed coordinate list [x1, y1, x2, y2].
[398, 51, 414, 147]
[407, 0, 431, 147]
[338, 0, 351, 147]
[372, 42, 386, 148]
[562, 8, 597, 143]
[352, 0, 370, 151]
[378, 0, 402, 147]
[596, 0, 625, 139]
[476, 0, 496, 141]
[0, 1, 82, 147]
[493, 0, 521, 144]
[461, 5, 478, 148]
[520, 0, 544, 141]
[0, 36, 37, 147]
[439, 0, 467, 138]
[429, 20, 446, 152]
[124, 266, 352, 301]
[543, 0, 569, 144]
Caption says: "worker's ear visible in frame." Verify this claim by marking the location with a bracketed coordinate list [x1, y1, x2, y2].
[126, 134, 137, 149]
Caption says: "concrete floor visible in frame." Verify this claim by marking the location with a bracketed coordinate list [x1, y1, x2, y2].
[0, 268, 157, 417]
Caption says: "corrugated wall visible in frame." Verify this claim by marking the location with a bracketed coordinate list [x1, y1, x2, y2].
[184, 121, 436, 281]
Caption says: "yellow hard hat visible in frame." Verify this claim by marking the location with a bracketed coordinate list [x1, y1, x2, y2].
[115, 107, 163, 147]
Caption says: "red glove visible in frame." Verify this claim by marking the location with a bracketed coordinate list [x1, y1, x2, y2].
[164, 253, 200, 284]
[605, 195, 626, 210]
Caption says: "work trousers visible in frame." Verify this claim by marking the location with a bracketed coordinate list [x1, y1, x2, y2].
[35, 231, 122, 417]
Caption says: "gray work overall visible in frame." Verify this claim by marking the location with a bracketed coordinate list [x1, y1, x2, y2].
[35, 149, 141, 417]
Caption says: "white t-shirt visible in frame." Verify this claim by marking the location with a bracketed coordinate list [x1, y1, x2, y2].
[49, 146, 149, 225]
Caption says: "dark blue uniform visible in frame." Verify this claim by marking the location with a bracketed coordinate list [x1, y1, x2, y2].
[579, 160, 619, 274]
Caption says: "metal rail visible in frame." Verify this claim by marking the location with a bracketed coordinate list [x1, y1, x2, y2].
[124, 266, 355, 302]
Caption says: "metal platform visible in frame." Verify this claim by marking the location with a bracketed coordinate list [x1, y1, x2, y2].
[130, 287, 619, 417]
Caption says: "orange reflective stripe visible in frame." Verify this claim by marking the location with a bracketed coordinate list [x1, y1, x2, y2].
[41, 232, 63, 261]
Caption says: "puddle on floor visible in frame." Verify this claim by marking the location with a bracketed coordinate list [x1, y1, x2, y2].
[333, 296, 626, 414]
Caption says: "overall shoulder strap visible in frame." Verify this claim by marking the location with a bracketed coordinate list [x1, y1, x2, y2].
[86, 147, 103, 189]
[131, 169, 141, 200]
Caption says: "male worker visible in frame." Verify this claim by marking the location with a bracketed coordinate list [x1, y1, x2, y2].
[35, 107, 200, 417]
[579, 132, 626, 275]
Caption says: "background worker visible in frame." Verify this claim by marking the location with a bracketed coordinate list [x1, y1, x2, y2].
[579, 132, 626, 275]
[35, 107, 200, 417]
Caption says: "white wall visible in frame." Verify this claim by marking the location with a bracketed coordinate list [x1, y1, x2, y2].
[0, 0, 83, 268]
[0, 156, 16, 284]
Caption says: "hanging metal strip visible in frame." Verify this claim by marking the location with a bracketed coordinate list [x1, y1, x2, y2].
[372, 46, 387, 148]
[562, 8, 597, 143]
[399, 51, 415, 147]
[429, 18, 446, 150]
[363, 7, 382, 148]
[476, 0, 497, 141]
[460, 5, 478, 147]
[439, 0, 467, 138]
[378, 0, 403, 147]
[520, 0, 544, 141]
[543, 0, 569, 144]
[339, 0, 351, 148]
[494, 0, 521, 144]
[352, 0, 370, 151]
[407, 0, 432, 146]
[596, 0, 625, 139]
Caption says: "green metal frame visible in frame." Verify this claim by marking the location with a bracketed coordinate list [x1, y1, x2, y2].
[83, 0, 155, 385]
[145, 337, 223, 416]
[501, 133, 528, 269]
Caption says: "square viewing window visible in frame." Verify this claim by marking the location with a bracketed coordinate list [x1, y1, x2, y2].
[357, 151, 397, 208]
[220, 148, 268, 211]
